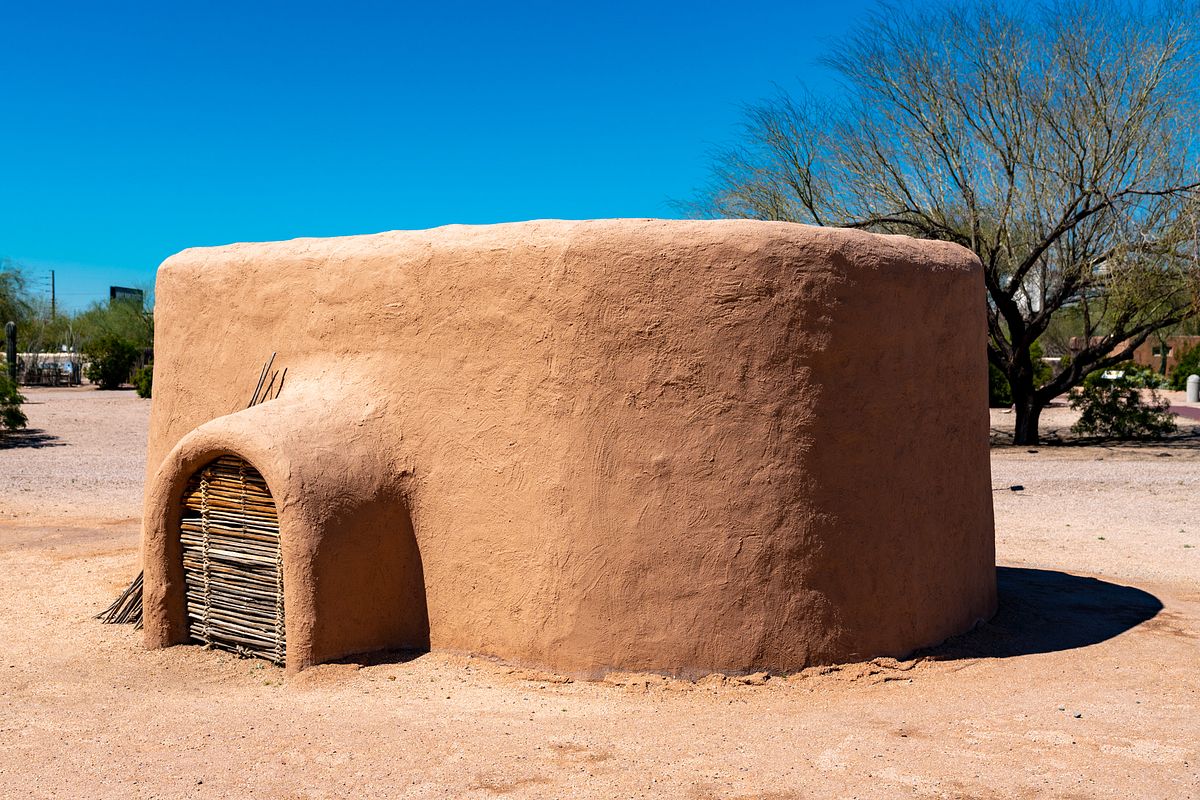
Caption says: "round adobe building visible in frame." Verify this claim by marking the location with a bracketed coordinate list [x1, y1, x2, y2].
[141, 219, 996, 676]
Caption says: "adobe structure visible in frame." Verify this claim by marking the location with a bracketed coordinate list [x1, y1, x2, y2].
[141, 219, 996, 677]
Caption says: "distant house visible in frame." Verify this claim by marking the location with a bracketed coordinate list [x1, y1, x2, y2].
[1132, 336, 1200, 372]
[1067, 335, 1200, 373]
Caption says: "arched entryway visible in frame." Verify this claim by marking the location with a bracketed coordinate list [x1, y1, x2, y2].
[179, 455, 285, 664]
[144, 398, 432, 669]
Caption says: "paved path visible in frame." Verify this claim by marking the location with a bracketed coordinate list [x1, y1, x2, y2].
[1170, 402, 1200, 421]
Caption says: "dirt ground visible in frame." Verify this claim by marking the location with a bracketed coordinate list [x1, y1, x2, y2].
[1, 388, 1197, 799]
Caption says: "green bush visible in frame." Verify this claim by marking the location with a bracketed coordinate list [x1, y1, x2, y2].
[0, 373, 26, 434]
[84, 335, 139, 390]
[133, 364, 153, 398]
[1070, 368, 1176, 440]
[1169, 344, 1200, 390]
[1112, 361, 1169, 389]
[988, 362, 1012, 407]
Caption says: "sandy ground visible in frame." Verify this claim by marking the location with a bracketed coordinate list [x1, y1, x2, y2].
[1, 389, 1197, 799]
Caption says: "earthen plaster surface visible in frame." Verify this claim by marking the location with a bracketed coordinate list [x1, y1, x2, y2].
[141, 219, 996, 675]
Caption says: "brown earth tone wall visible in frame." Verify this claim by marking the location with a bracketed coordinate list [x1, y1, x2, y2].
[1131, 335, 1200, 373]
[141, 219, 996, 677]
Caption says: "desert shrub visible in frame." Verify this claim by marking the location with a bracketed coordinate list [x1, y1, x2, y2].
[133, 364, 153, 398]
[0, 373, 26, 435]
[1070, 368, 1176, 440]
[1116, 361, 1169, 389]
[988, 362, 1012, 407]
[1169, 344, 1200, 390]
[84, 335, 139, 390]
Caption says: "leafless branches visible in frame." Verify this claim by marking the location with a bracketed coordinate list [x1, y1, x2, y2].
[693, 0, 1200, 442]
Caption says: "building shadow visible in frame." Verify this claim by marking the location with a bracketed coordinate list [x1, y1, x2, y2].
[301, 567, 1166, 670]
[330, 648, 429, 668]
[990, 427, 1200, 450]
[925, 566, 1162, 660]
[0, 428, 63, 449]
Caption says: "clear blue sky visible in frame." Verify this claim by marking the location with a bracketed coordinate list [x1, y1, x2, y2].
[0, 1, 870, 312]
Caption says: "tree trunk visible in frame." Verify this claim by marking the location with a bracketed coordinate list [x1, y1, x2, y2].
[1007, 343, 1043, 446]
[1012, 395, 1043, 446]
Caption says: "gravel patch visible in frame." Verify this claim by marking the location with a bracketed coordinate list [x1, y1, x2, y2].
[0, 387, 149, 522]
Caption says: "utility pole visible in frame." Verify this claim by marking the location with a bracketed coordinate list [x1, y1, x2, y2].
[50, 269, 56, 320]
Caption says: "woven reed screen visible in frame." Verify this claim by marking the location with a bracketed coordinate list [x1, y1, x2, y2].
[180, 455, 285, 664]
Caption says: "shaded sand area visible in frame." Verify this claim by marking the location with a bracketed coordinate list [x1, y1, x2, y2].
[1, 389, 1197, 798]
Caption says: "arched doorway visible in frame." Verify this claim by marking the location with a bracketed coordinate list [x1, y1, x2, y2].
[179, 455, 285, 664]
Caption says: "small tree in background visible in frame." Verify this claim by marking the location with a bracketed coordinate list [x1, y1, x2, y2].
[988, 362, 1012, 408]
[133, 364, 153, 398]
[73, 295, 154, 389]
[1169, 344, 1200, 390]
[73, 296, 153, 350]
[0, 373, 26, 435]
[84, 335, 139, 389]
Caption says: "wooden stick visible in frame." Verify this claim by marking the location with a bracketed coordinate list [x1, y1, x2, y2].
[247, 352, 276, 408]
[97, 570, 143, 626]
[248, 356, 270, 408]
[259, 370, 278, 405]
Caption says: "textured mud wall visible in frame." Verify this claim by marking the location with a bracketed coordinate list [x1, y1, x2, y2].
[142, 219, 996, 676]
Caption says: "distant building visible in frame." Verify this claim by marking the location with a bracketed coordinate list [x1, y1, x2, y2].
[110, 286, 144, 308]
[5, 352, 83, 386]
[1067, 334, 1200, 372]
[1131, 335, 1200, 372]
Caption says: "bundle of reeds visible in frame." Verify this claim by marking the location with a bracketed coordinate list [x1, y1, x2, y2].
[248, 352, 285, 408]
[96, 570, 143, 627]
[181, 455, 285, 664]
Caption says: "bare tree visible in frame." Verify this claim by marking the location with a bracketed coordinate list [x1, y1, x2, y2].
[693, 0, 1200, 444]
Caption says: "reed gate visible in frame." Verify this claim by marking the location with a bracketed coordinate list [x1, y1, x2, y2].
[180, 455, 285, 664]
